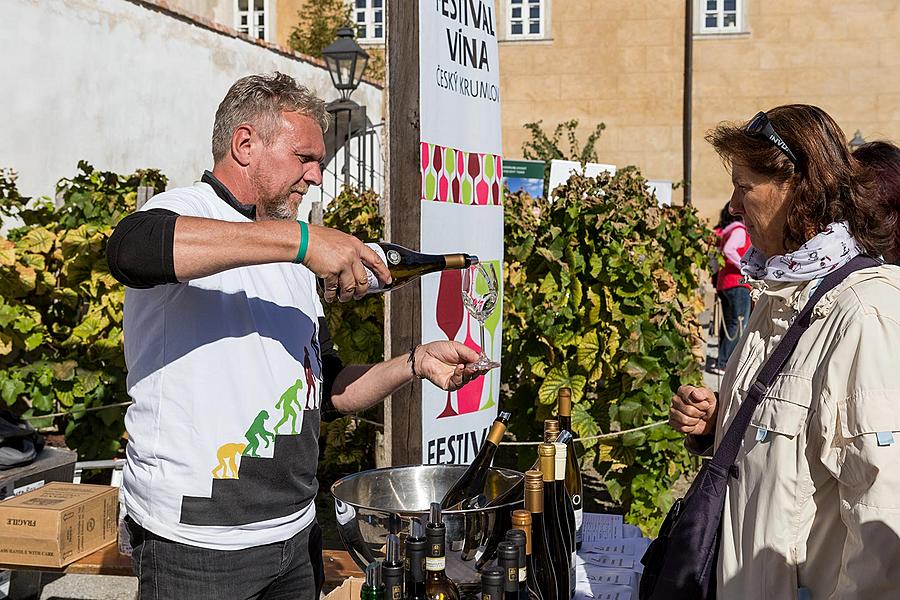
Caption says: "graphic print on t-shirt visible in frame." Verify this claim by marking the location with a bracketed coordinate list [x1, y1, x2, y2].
[179, 332, 323, 527]
[273, 379, 304, 435]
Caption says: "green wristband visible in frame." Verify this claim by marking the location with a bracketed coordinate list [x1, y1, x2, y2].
[294, 220, 309, 264]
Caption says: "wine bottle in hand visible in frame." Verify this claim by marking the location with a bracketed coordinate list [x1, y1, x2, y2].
[364, 242, 478, 294]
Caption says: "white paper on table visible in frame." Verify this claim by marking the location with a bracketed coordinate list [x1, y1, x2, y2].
[574, 585, 634, 600]
[578, 554, 636, 569]
[583, 542, 634, 556]
[577, 569, 634, 586]
[582, 513, 624, 540]
[583, 537, 652, 557]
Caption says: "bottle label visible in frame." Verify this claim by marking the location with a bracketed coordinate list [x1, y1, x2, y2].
[389, 584, 402, 600]
[518, 567, 526, 582]
[425, 556, 445, 571]
[575, 507, 584, 533]
[364, 243, 387, 293]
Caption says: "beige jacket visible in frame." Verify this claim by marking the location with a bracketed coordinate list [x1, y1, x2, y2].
[711, 265, 900, 599]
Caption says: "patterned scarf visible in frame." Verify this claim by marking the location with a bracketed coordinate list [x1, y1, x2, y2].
[740, 221, 862, 282]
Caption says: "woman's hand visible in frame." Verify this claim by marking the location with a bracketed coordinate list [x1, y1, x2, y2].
[669, 385, 718, 436]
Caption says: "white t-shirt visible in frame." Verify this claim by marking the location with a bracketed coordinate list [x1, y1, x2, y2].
[121, 181, 324, 550]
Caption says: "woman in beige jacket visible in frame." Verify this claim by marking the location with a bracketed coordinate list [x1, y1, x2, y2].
[669, 105, 900, 599]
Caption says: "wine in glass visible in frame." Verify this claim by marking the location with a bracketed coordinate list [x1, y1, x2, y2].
[461, 263, 501, 371]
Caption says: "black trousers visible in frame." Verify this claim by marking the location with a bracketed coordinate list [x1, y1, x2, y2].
[126, 516, 324, 600]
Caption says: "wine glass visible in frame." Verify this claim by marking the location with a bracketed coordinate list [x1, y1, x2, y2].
[461, 263, 501, 371]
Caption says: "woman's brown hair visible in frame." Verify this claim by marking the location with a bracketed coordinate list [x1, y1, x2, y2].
[706, 104, 896, 257]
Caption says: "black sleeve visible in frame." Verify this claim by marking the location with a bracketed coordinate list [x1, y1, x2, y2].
[318, 316, 345, 422]
[107, 209, 179, 289]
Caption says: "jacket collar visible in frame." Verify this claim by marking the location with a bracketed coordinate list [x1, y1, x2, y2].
[201, 171, 257, 220]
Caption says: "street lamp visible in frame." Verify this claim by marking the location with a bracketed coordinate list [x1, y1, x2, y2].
[849, 130, 866, 151]
[322, 27, 369, 101]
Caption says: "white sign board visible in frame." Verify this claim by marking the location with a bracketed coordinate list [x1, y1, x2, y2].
[548, 159, 617, 199]
[419, 0, 504, 464]
[646, 179, 673, 207]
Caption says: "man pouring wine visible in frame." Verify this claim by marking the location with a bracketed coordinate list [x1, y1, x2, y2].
[106, 72, 491, 600]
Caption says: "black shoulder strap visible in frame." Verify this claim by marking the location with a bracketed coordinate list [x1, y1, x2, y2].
[710, 255, 881, 470]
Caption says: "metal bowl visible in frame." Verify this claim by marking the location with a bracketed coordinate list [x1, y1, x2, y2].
[331, 464, 523, 586]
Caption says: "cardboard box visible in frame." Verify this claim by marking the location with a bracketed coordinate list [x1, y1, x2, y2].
[324, 577, 364, 599]
[0, 448, 78, 500]
[0, 482, 117, 567]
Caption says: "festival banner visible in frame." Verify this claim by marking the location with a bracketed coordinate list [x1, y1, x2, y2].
[419, 0, 503, 465]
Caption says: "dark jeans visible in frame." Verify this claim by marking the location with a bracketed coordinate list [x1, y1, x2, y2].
[717, 286, 752, 369]
[126, 516, 324, 600]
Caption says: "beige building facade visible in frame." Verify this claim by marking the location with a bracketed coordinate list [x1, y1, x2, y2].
[497, 0, 900, 220]
[159, 0, 898, 221]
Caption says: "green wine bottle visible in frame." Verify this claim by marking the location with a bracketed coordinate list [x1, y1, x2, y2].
[364, 242, 478, 294]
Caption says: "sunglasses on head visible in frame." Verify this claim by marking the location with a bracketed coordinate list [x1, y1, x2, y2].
[745, 111, 800, 167]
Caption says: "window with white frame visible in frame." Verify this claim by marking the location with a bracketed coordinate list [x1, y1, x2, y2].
[236, 0, 267, 40]
[354, 0, 384, 42]
[508, 0, 544, 38]
[699, 0, 743, 34]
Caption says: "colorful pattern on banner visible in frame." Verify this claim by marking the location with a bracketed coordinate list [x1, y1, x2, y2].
[419, 0, 503, 465]
[420, 142, 503, 205]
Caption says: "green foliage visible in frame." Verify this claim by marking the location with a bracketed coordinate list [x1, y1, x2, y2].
[0, 162, 166, 459]
[287, 0, 352, 58]
[318, 186, 384, 476]
[502, 170, 714, 533]
[521, 120, 607, 197]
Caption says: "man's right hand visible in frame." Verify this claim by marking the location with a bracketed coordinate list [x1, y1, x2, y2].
[303, 225, 392, 302]
[669, 385, 717, 436]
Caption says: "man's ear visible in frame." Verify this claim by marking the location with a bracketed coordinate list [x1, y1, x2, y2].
[230, 124, 254, 167]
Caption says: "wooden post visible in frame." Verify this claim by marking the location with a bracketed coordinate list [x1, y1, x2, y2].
[383, 0, 421, 466]
[682, 0, 693, 206]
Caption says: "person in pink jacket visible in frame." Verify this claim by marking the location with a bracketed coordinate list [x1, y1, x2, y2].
[712, 205, 752, 375]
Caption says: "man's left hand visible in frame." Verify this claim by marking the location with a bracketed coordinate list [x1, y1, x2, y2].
[414, 341, 489, 391]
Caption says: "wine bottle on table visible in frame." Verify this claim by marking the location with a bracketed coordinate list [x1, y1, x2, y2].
[425, 503, 460, 600]
[504, 529, 537, 600]
[524, 471, 559, 600]
[556, 388, 584, 549]
[511, 510, 544, 600]
[539, 444, 572, 600]
[383, 533, 404, 600]
[554, 442, 577, 594]
[441, 412, 511, 510]
[480, 567, 504, 600]
[362, 560, 385, 600]
[498, 541, 521, 600]
[364, 242, 479, 294]
[405, 519, 427, 600]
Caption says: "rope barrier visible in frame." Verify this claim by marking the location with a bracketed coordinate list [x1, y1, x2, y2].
[21, 401, 134, 421]
[498, 420, 668, 446]
[21, 401, 387, 432]
[20, 402, 668, 446]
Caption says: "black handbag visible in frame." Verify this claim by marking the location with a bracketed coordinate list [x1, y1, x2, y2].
[639, 255, 880, 600]
[0, 409, 45, 470]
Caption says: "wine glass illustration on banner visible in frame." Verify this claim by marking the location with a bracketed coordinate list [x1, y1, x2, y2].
[461, 263, 501, 371]
[477, 260, 501, 411]
[436, 269, 464, 418]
